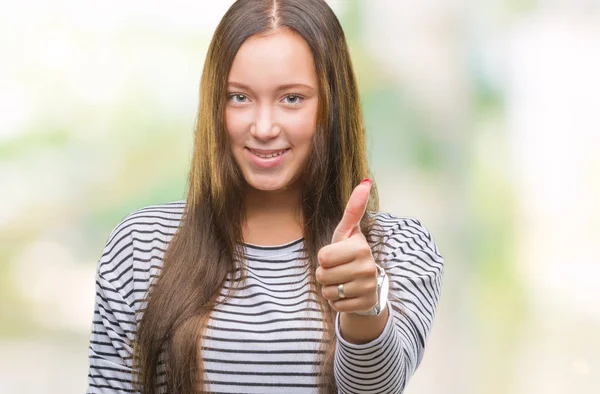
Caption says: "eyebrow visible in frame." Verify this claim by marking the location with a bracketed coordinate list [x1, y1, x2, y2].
[227, 81, 316, 92]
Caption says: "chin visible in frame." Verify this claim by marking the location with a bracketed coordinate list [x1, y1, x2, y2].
[249, 181, 287, 192]
[246, 175, 292, 192]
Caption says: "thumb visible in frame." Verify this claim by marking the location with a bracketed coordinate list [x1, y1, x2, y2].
[331, 178, 372, 243]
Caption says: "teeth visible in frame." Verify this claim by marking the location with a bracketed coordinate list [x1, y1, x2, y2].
[252, 149, 287, 158]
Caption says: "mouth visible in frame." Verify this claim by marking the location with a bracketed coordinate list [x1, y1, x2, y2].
[245, 147, 291, 168]
[247, 148, 290, 158]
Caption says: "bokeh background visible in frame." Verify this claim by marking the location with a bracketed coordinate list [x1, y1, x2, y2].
[1, 0, 599, 393]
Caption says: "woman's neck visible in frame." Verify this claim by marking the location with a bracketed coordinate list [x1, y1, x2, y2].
[242, 186, 304, 246]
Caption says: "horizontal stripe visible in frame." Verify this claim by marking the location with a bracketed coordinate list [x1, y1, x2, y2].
[87, 201, 444, 394]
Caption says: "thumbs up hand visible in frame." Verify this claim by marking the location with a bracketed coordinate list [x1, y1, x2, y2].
[315, 179, 381, 314]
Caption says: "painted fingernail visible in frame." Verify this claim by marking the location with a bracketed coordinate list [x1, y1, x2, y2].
[361, 178, 372, 185]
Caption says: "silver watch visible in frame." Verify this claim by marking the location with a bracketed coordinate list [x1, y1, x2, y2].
[354, 264, 389, 316]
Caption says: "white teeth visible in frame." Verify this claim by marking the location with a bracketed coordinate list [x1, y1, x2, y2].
[252, 149, 287, 158]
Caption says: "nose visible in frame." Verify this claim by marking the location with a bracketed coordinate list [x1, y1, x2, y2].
[250, 105, 281, 140]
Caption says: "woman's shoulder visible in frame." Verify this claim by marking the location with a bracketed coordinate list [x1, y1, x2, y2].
[368, 211, 444, 268]
[102, 200, 186, 250]
[368, 211, 436, 242]
[96, 200, 186, 283]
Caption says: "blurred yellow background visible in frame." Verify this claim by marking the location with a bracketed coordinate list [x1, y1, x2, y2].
[1, 0, 598, 393]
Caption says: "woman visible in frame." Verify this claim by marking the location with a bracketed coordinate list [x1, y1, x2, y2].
[87, 0, 444, 393]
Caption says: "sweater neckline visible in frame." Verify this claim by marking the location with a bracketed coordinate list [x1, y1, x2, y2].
[240, 237, 305, 259]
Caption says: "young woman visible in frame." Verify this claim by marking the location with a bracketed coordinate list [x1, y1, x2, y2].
[87, 0, 444, 393]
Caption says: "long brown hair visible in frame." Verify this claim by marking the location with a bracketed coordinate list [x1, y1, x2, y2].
[133, 1, 379, 392]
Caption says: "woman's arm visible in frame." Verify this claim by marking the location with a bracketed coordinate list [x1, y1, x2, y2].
[334, 218, 444, 393]
[88, 273, 136, 393]
[87, 222, 137, 394]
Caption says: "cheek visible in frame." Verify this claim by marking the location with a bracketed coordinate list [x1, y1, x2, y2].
[281, 111, 317, 145]
[225, 110, 248, 146]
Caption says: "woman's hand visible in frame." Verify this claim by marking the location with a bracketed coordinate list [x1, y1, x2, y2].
[316, 179, 390, 344]
[315, 179, 383, 315]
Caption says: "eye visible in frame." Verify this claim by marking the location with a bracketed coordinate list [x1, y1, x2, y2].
[227, 93, 249, 104]
[282, 94, 303, 105]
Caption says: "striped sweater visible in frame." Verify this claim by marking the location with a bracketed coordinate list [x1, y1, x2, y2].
[87, 201, 444, 393]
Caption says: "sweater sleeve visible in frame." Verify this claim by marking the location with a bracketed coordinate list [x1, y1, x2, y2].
[333, 217, 444, 393]
[87, 222, 138, 394]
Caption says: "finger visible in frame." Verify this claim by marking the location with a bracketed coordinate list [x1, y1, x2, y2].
[317, 237, 370, 268]
[321, 281, 358, 301]
[331, 179, 372, 243]
[320, 276, 377, 302]
[317, 260, 378, 287]
[316, 263, 358, 286]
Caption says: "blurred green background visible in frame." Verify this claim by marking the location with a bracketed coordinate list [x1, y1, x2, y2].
[1, 0, 599, 393]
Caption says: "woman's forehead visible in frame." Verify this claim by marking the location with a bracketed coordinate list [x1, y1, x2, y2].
[228, 29, 318, 91]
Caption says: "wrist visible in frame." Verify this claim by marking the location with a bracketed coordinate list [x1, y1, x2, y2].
[338, 305, 390, 344]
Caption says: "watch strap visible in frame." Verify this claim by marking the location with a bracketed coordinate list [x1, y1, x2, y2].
[354, 264, 389, 316]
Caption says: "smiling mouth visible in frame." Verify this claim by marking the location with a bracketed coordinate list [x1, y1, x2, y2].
[248, 148, 290, 158]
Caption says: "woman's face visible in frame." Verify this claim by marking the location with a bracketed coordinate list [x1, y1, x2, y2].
[225, 28, 319, 193]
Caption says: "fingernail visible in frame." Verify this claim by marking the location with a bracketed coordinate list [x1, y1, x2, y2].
[361, 178, 372, 185]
